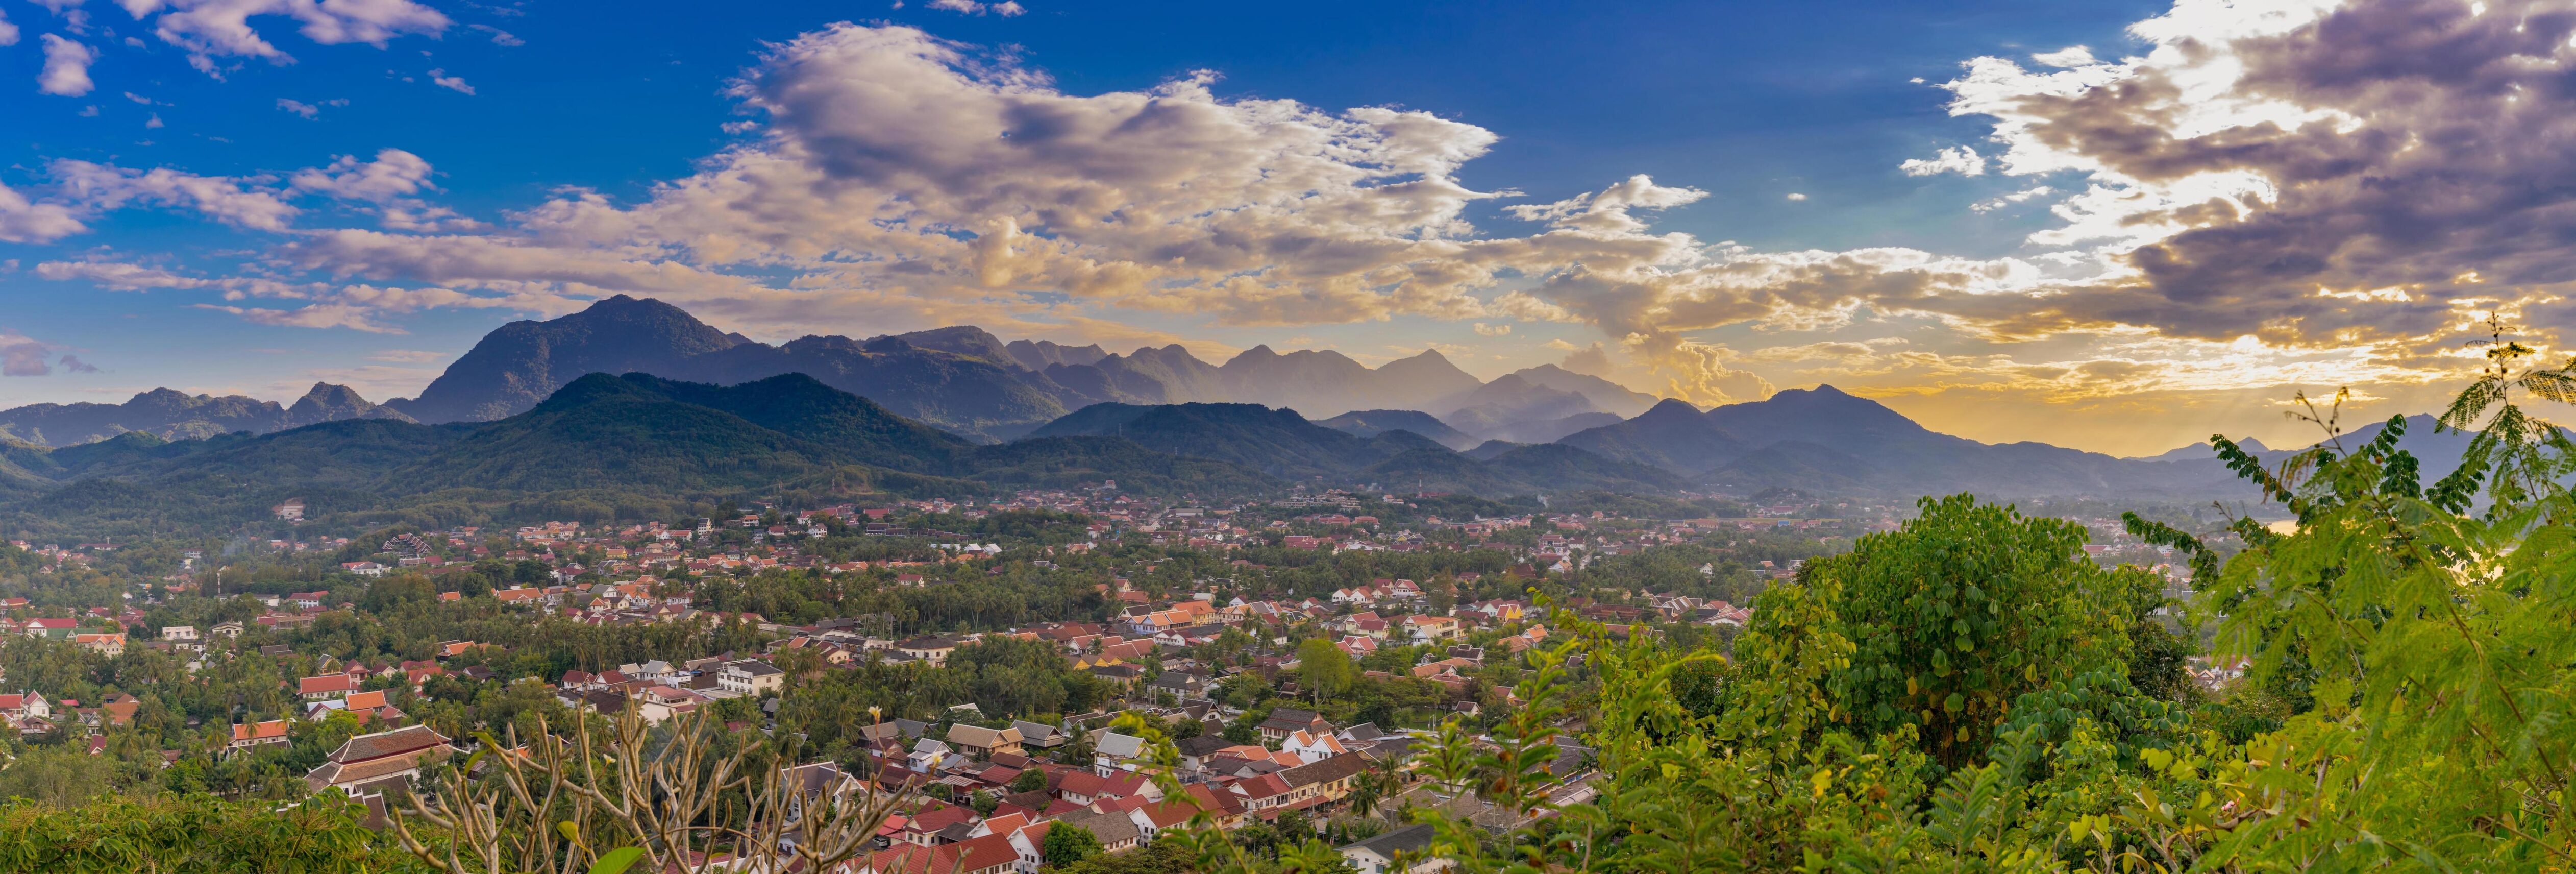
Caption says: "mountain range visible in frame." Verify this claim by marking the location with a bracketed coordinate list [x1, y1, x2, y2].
[0, 370, 1689, 537]
[375, 296, 1659, 443]
[1, 295, 2508, 536]
[1553, 387, 2266, 499]
[0, 382, 412, 447]
[0, 297, 1670, 449]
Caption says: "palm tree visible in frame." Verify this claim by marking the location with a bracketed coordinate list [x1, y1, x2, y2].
[1274, 837, 1351, 874]
[1348, 758, 1407, 818]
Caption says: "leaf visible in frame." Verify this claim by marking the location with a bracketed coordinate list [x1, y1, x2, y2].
[589, 846, 646, 874]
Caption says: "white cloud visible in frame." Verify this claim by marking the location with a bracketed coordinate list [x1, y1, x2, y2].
[0, 11, 20, 47]
[0, 183, 85, 243]
[34, 259, 313, 300]
[2029, 45, 2097, 68]
[1471, 322, 1509, 336]
[291, 149, 432, 201]
[428, 68, 473, 94]
[145, 113, 163, 128]
[0, 330, 73, 377]
[1785, 192, 1807, 201]
[466, 23, 520, 46]
[928, 0, 1026, 15]
[1898, 144, 1984, 177]
[52, 160, 298, 230]
[288, 151, 480, 231]
[38, 34, 96, 96]
[137, 0, 449, 74]
[1506, 174, 1707, 233]
[36, 260, 218, 289]
[194, 284, 553, 333]
[1969, 185, 2054, 213]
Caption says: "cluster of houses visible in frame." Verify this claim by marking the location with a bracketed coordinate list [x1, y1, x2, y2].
[766, 700, 1590, 874]
[0, 689, 147, 741]
[552, 656, 784, 724]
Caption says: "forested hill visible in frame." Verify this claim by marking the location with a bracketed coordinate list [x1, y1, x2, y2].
[0, 371, 1732, 539]
[1557, 386, 2264, 500]
[1027, 401, 1686, 495]
[0, 373, 1271, 539]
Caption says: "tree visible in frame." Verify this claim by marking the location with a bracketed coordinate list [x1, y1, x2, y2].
[1042, 822, 1102, 867]
[1222, 721, 1259, 745]
[1796, 494, 2138, 766]
[1295, 637, 1355, 705]
[1009, 767, 1048, 794]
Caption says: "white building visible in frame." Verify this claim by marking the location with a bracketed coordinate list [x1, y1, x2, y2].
[716, 660, 785, 696]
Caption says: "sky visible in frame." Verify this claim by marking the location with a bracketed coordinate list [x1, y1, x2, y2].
[0, 0, 2562, 456]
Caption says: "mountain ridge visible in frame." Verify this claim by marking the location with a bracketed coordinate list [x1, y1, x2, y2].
[0, 382, 410, 448]
[1558, 385, 2260, 499]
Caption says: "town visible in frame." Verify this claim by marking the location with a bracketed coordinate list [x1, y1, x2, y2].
[0, 479, 2253, 873]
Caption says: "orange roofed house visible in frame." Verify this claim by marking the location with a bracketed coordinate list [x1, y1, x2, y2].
[228, 720, 290, 756]
[306, 724, 454, 797]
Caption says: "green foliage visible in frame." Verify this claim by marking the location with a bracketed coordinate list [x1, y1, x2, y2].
[1800, 495, 2140, 766]
[1042, 822, 1103, 867]
[0, 794, 410, 873]
[1009, 767, 1048, 794]
[1382, 362, 2576, 872]
[1294, 637, 1355, 704]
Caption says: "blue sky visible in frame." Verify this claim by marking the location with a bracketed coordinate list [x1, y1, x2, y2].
[0, 0, 2539, 455]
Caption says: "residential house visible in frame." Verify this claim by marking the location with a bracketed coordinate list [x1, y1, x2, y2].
[0, 692, 51, 727]
[1051, 808, 1143, 854]
[306, 724, 455, 796]
[1401, 615, 1460, 642]
[1281, 729, 1348, 764]
[908, 738, 953, 773]
[1009, 720, 1068, 749]
[1338, 824, 1452, 874]
[897, 637, 959, 667]
[856, 832, 1019, 874]
[298, 674, 360, 700]
[1092, 731, 1147, 775]
[1227, 753, 1368, 817]
[715, 660, 785, 696]
[227, 720, 290, 756]
[1256, 707, 1332, 742]
[947, 723, 1024, 760]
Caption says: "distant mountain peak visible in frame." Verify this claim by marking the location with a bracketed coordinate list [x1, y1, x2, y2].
[2135, 435, 2273, 462]
[287, 382, 414, 427]
[299, 382, 364, 401]
[387, 295, 749, 424]
[890, 326, 1015, 364]
[1639, 398, 1702, 420]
